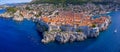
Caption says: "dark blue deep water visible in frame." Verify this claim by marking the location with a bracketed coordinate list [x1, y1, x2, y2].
[0, 9, 120, 52]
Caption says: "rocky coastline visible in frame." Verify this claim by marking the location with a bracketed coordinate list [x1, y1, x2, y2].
[0, 2, 117, 44]
[42, 31, 87, 43]
[37, 15, 111, 44]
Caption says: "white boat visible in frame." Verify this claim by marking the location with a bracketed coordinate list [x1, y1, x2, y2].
[114, 29, 117, 33]
[106, 12, 110, 13]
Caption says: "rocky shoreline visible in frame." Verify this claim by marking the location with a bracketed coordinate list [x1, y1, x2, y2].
[0, 3, 115, 44]
[0, 9, 111, 44]
[37, 15, 111, 44]
[42, 31, 87, 43]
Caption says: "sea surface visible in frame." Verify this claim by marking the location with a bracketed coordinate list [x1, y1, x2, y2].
[0, 9, 120, 52]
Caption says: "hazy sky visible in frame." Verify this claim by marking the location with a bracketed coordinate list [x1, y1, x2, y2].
[0, 0, 32, 4]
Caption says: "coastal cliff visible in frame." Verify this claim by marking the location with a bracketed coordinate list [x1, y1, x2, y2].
[37, 15, 111, 44]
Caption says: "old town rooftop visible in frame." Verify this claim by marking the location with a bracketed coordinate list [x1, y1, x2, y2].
[41, 10, 108, 27]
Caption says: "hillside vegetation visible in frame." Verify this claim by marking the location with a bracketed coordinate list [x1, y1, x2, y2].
[31, 0, 103, 4]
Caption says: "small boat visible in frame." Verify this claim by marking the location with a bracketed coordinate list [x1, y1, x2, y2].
[106, 12, 110, 13]
[114, 29, 117, 33]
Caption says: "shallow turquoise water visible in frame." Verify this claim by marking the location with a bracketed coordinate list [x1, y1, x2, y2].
[0, 9, 120, 52]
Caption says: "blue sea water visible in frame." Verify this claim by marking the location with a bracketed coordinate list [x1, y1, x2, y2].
[0, 9, 120, 52]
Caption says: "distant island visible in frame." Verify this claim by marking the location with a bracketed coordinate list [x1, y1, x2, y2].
[0, 0, 120, 44]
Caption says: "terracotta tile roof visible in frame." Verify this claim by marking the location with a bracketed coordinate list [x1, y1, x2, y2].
[41, 11, 108, 26]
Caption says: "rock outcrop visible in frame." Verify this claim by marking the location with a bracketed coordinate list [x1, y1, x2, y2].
[41, 31, 87, 44]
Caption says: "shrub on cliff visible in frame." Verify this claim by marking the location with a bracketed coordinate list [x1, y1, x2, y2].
[92, 24, 97, 28]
